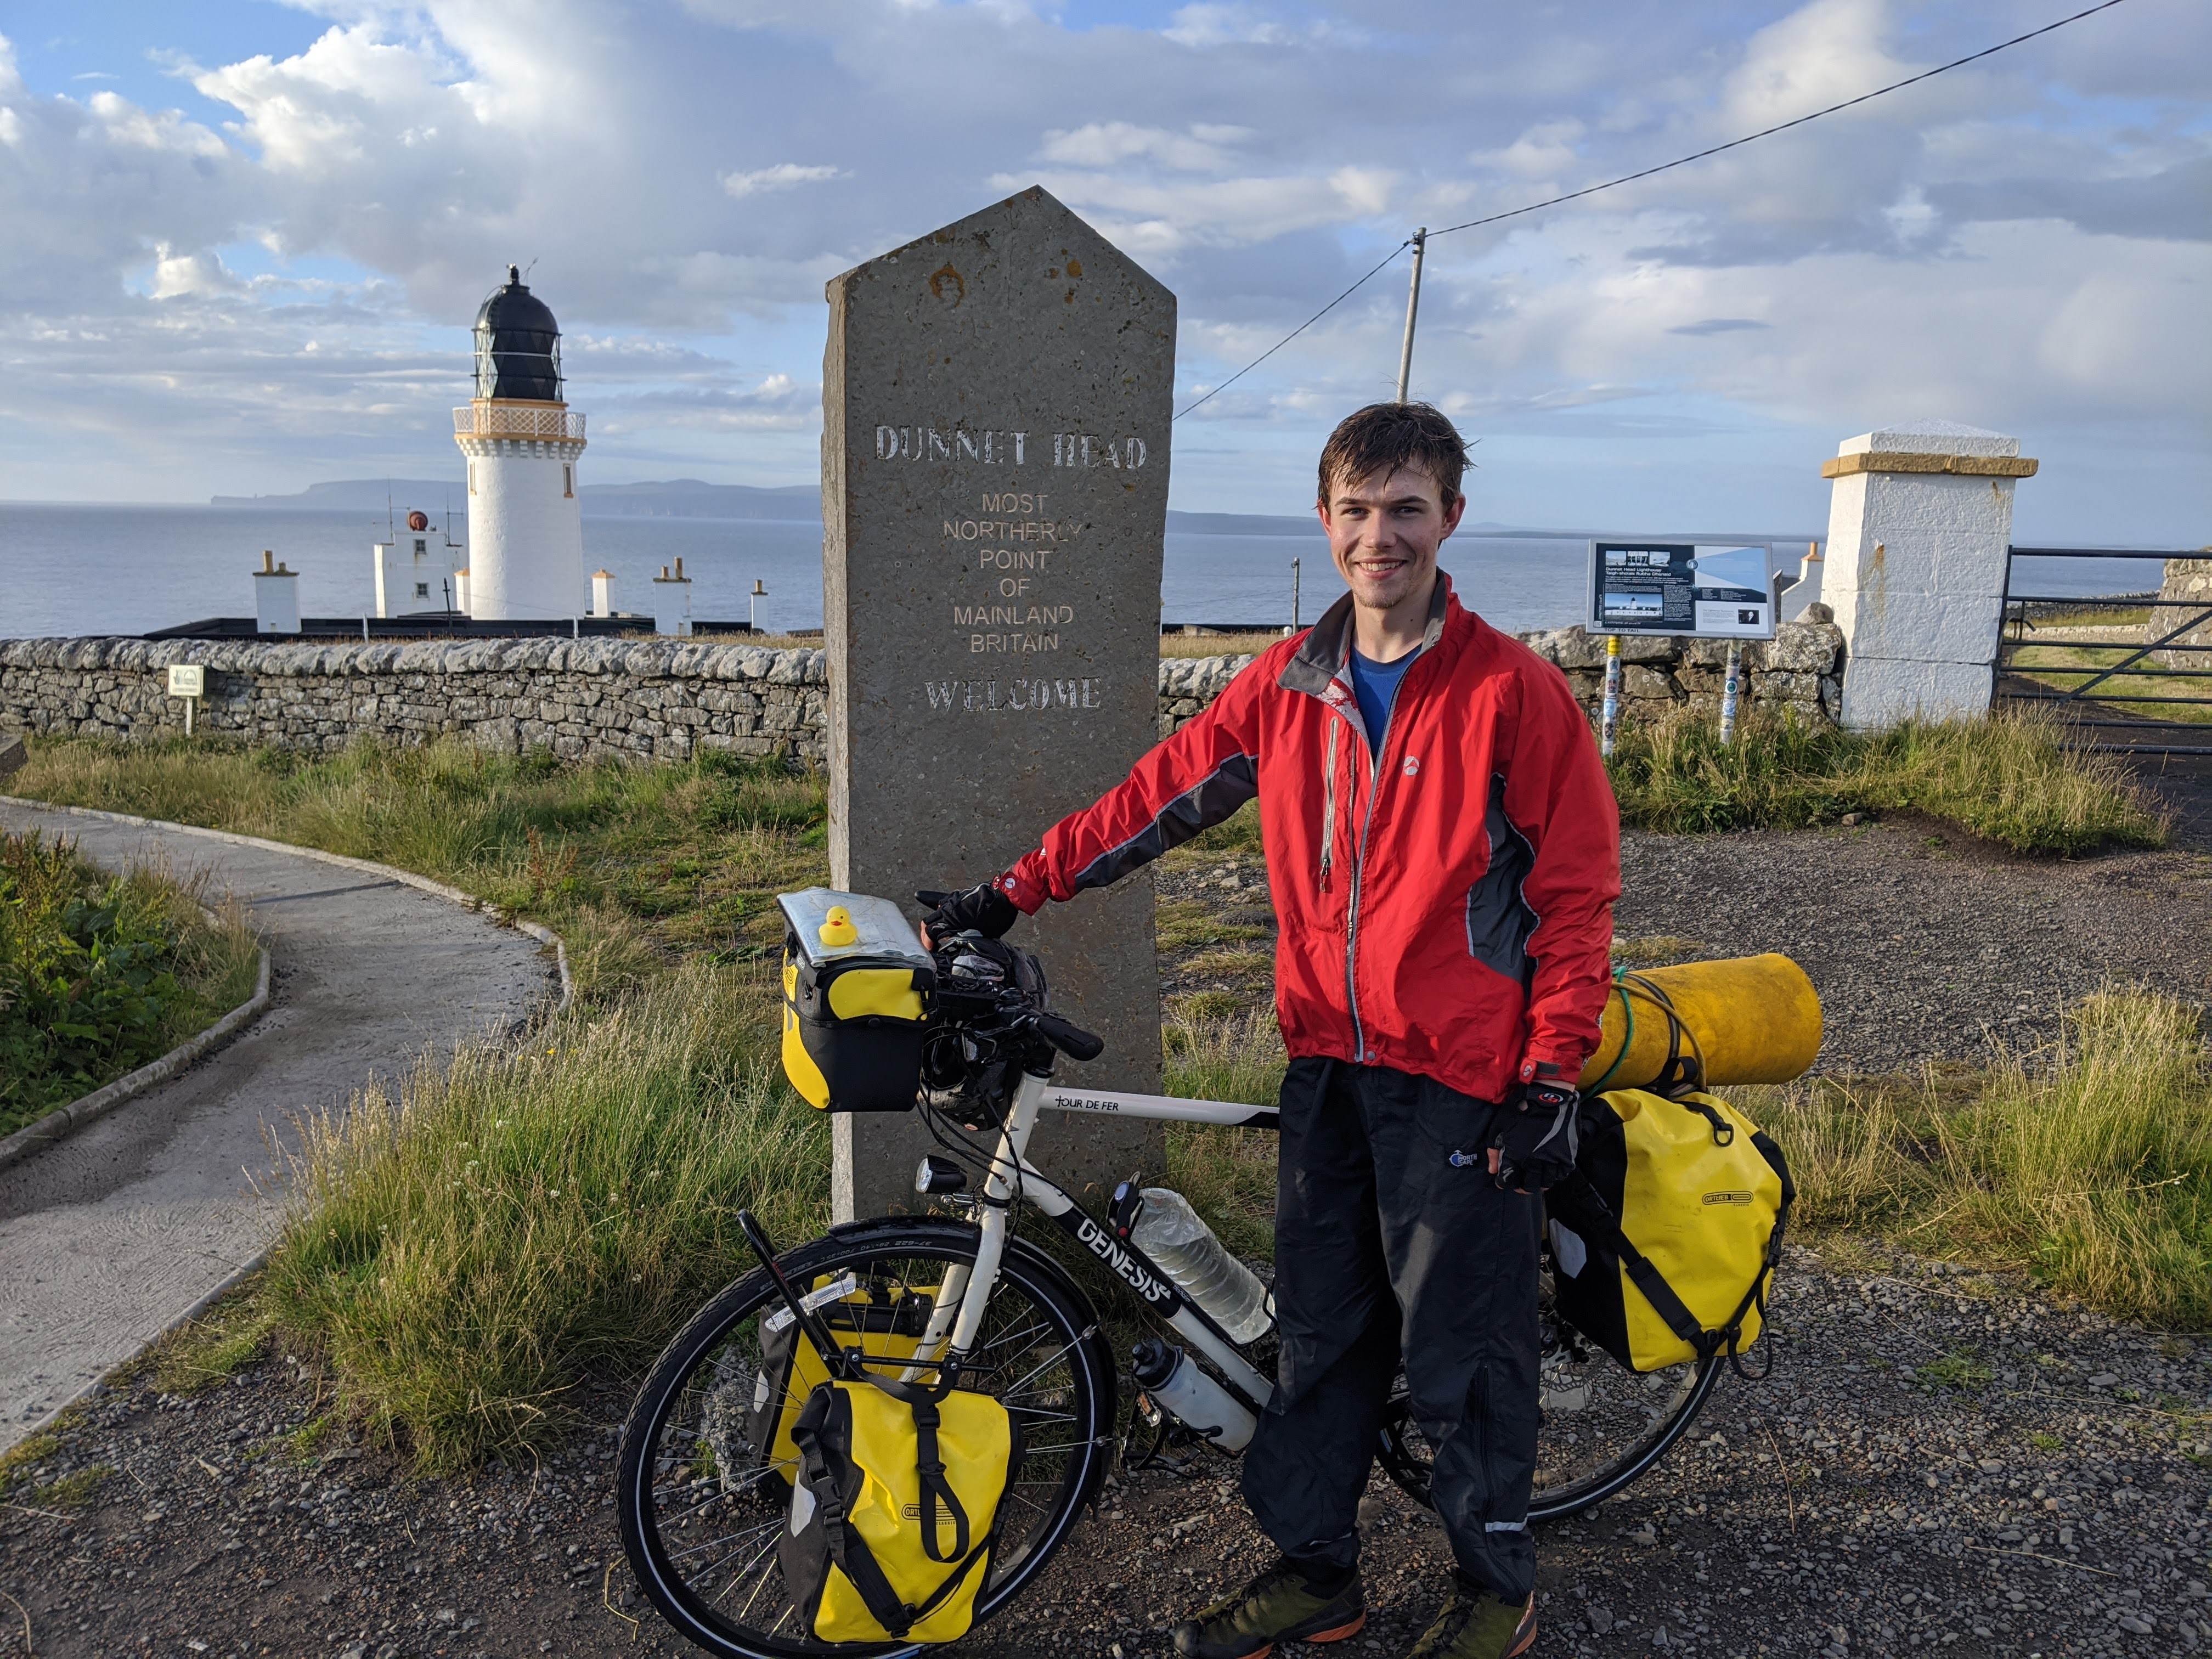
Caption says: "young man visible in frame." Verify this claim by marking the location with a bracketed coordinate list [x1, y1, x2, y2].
[927, 403, 1620, 1659]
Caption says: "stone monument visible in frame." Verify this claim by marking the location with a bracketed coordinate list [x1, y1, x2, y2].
[822, 187, 1175, 1221]
[1819, 420, 2037, 730]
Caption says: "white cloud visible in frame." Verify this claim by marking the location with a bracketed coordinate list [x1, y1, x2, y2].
[0, 0, 2200, 541]
[723, 162, 846, 197]
[1161, 4, 1339, 49]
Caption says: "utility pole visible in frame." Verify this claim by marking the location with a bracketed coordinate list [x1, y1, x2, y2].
[1395, 228, 1428, 403]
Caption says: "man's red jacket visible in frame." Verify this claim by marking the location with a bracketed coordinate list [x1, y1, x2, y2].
[1000, 576, 1621, 1103]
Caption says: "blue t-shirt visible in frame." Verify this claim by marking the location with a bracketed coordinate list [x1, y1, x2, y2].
[1348, 648, 1415, 751]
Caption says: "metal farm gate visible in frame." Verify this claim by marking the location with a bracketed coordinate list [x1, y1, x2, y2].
[1994, 545, 2212, 756]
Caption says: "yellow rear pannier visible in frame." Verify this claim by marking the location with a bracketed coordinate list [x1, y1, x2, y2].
[1548, 1088, 1794, 1373]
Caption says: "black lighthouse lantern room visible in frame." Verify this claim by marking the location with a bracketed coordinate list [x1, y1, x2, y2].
[473, 266, 563, 403]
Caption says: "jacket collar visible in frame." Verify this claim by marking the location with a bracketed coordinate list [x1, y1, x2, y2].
[1278, 571, 1458, 699]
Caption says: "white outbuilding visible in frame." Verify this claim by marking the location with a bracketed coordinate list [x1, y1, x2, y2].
[452, 267, 588, 619]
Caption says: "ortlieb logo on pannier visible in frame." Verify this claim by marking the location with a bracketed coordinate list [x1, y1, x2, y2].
[1547, 1088, 1795, 1374]
[778, 1371, 1022, 1645]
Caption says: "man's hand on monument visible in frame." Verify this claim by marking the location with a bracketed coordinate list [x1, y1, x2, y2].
[1487, 1065, 1581, 1194]
[918, 878, 1020, 947]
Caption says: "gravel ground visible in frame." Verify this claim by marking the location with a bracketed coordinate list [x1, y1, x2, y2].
[1158, 817, 2212, 1078]
[2, 1250, 2203, 1659]
[1614, 819, 2212, 1076]
[4, 816, 2208, 1658]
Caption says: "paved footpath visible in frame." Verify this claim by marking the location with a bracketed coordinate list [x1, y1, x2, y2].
[0, 802, 556, 1450]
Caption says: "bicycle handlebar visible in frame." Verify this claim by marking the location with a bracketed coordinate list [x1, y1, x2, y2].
[1036, 1011, 1105, 1063]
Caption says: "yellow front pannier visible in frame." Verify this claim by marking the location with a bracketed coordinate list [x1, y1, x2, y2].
[775, 888, 934, 1113]
[778, 1375, 1021, 1644]
[749, 1278, 939, 1486]
[1548, 1089, 1794, 1373]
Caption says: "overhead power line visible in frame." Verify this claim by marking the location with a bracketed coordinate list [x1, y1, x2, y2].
[1172, 0, 2136, 421]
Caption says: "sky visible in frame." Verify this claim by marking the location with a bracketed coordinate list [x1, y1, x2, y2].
[0, 0, 2205, 539]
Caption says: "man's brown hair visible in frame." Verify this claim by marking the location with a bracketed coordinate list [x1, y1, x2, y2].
[1317, 402, 1469, 510]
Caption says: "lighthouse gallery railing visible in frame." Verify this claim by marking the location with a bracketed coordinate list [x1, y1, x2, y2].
[453, 405, 587, 441]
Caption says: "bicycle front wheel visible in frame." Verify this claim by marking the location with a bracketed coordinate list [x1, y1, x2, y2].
[617, 1217, 1115, 1658]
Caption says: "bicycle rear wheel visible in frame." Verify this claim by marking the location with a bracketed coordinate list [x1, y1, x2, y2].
[618, 1217, 1114, 1658]
[1374, 1266, 1720, 1521]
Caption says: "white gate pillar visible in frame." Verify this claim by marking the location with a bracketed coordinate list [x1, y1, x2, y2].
[1821, 421, 2038, 730]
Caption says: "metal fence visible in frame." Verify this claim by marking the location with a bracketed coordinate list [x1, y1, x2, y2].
[1994, 546, 2212, 755]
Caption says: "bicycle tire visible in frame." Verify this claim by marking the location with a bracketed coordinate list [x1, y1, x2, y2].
[1373, 1291, 1722, 1521]
[618, 1217, 1115, 1658]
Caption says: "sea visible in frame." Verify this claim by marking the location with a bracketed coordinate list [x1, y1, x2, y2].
[0, 503, 2151, 641]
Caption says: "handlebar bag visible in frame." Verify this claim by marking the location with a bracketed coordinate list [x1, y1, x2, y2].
[779, 1372, 1022, 1644]
[749, 1278, 939, 1488]
[776, 889, 935, 1112]
[1546, 1088, 1795, 1373]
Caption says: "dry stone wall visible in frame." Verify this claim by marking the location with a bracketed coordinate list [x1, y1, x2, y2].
[0, 637, 830, 763]
[1521, 619, 1846, 727]
[1158, 619, 1846, 735]
[1, 620, 1844, 763]
[2153, 558, 2212, 670]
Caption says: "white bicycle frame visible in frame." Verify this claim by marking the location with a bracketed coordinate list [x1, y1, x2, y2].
[902, 1066, 1275, 1412]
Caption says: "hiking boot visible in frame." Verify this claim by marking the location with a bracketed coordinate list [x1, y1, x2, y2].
[1170, 1558, 1368, 1659]
[1402, 1584, 1538, 1659]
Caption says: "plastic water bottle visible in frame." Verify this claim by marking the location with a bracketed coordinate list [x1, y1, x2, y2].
[1128, 1187, 1274, 1345]
[1131, 1339, 1257, 1452]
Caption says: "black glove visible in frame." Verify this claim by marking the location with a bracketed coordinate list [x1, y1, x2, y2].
[918, 878, 1020, 943]
[1488, 1073, 1581, 1193]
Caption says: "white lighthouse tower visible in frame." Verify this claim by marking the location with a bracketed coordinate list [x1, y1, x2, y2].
[453, 267, 587, 618]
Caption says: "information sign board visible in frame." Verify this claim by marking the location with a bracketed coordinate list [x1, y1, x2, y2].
[1588, 541, 1777, 639]
[167, 664, 205, 698]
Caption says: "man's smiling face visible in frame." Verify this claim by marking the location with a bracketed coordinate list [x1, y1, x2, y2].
[1319, 464, 1466, 617]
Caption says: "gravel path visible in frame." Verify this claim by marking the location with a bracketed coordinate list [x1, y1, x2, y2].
[1, 1251, 2202, 1659]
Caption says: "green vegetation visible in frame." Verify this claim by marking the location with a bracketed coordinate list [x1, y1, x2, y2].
[1160, 630, 1289, 659]
[262, 963, 826, 1471]
[1915, 1346, 1994, 1393]
[2004, 637, 2212, 726]
[142, 1290, 282, 1398]
[0, 1415, 109, 1511]
[10, 735, 826, 998]
[1751, 988, 2212, 1329]
[1162, 1009, 1286, 1264]
[0, 828, 261, 1137]
[1606, 707, 2166, 854]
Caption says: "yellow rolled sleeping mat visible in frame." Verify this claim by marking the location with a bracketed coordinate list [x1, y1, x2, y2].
[1576, 953, 1822, 1093]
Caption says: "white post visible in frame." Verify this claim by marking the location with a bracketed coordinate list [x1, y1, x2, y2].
[1600, 635, 1622, 758]
[652, 558, 693, 637]
[750, 578, 767, 633]
[252, 550, 301, 635]
[1821, 421, 2037, 730]
[591, 569, 616, 618]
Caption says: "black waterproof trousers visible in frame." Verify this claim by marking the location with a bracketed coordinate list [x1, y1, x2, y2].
[1240, 1057, 1542, 1601]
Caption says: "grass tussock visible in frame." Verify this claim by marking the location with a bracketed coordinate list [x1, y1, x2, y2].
[11, 736, 828, 996]
[1162, 1007, 1286, 1263]
[262, 962, 827, 1472]
[0, 829, 261, 1136]
[1606, 707, 2166, 854]
[1749, 988, 2212, 1328]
